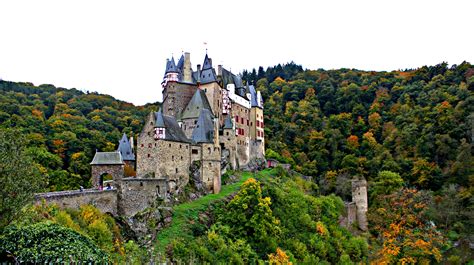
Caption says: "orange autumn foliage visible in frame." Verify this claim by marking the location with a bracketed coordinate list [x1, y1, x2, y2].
[268, 248, 292, 265]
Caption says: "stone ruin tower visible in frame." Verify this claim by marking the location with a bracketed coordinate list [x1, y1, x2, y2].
[351, 178, 368, 231]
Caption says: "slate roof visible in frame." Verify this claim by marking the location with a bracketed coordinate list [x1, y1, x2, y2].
[176, 54, 184, 73]
[155, 110, 166, 127]
[118, 133, 135, 161]
[181, 89, 213, 119]
[192, 109, 215, 143]
[154, 110, 190, 143]
[223, 115, 234, 129]
[165, 57, 178, 73]
[90, 151, 124, 165]
[248, 85, 262, 108]
[200, 54, 217, 84]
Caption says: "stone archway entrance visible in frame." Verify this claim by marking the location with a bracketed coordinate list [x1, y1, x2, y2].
[90, 152, 124, 189]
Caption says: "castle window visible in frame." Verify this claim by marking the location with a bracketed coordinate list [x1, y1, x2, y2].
[169, 143, 171, 148]
[176, 168, 178, 173]
[140, 182, 143, 187]
[194, 120, 197, 125]
[148, 143, 152, 148]
[141, 144, 144, 147]
[180, 144, 182, 149]
[208, 147, 211, 154]
[192, 149, 198, 154]
[226, 132, 229, 136]
[155, 143, 157, 147]
[247, 120, 249, 126]
[186, 145, 188, 149]
[172, 156, 174, 161]
[181, 156, 183, 160]
[209, 163, 211, 167]
[147, 154, 150, 158]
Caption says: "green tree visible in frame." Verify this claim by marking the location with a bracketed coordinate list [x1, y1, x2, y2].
[0, 129, 44, 229]
[370, 170, 404, 202]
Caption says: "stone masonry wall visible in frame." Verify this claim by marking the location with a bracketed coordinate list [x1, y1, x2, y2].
[137, 130, 191, 186]
[201, 142, 221, 192]
[118, 178, 168, 217]
[91, 164, 124, 188]
[220, 128, 237, 169]
[35, 189, 118, 215]
[162, 82, 197, 118]
[200, 82, 222, 123]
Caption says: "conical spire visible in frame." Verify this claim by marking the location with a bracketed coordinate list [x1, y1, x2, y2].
[202, 54, 212, 70]
[117, 133, 135, 161]
[165, 57, 178, 73]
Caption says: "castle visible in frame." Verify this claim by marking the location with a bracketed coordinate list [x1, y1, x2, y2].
[37, 52, 265, 217]
[134, 52, 265, 193]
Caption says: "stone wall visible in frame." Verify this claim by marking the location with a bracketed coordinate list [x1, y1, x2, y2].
[35, 189, 118, 215]
[137, 132, 191, 185]
[181, 117, 198, 139]
[119, 178, 168, 216]
[249, 139, 265, 161]
[162, 82, 197, 118]
[91, 164, 124, 188]
[220, 128, 237, 169]
[200, 82, 223, 123]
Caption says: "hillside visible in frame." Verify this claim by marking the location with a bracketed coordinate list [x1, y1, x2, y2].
[0, 61, 473, 262]
[0, 80, 159, 191]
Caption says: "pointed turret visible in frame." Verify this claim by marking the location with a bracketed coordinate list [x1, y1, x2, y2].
[200, 54, 217, 84]
[165, 57, 178, 73]
[177, 54, 184, 72]
[202, 54, 212, 70]
[118, 133, 135, 161]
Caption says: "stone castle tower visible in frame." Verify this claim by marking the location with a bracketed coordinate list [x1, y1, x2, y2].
[351, 178, 368, 231]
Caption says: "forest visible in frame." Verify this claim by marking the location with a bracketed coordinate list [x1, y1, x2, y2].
[0, 61, 473, 263]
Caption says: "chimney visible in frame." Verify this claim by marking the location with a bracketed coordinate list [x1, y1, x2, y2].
[218, 65, 223, 76]
[183, 52, 192, 83]
[197, 64, 201, 85]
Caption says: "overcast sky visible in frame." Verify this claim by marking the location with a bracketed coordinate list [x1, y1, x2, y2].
[0, 0, 472, 105]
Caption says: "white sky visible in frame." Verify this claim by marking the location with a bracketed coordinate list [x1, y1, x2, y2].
[0, 0, 473, 105]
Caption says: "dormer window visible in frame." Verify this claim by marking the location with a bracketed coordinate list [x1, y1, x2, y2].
[154, 128, 166, 140]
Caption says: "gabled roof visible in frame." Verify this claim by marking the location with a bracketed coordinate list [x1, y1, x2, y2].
[181, 89, 213, 119]
[118, 133, 135, 161]
[223, 115, 233, 129]
[90, 151, 124, 165]
[165, 57, 178, 73]
[192, 109, 215, 143]
[154, 110, 190, 143]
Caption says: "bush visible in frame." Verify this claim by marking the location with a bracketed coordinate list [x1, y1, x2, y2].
[0, 222, 107, 263]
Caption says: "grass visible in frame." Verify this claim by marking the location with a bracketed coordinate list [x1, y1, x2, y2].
[155, 168, 276, 252]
